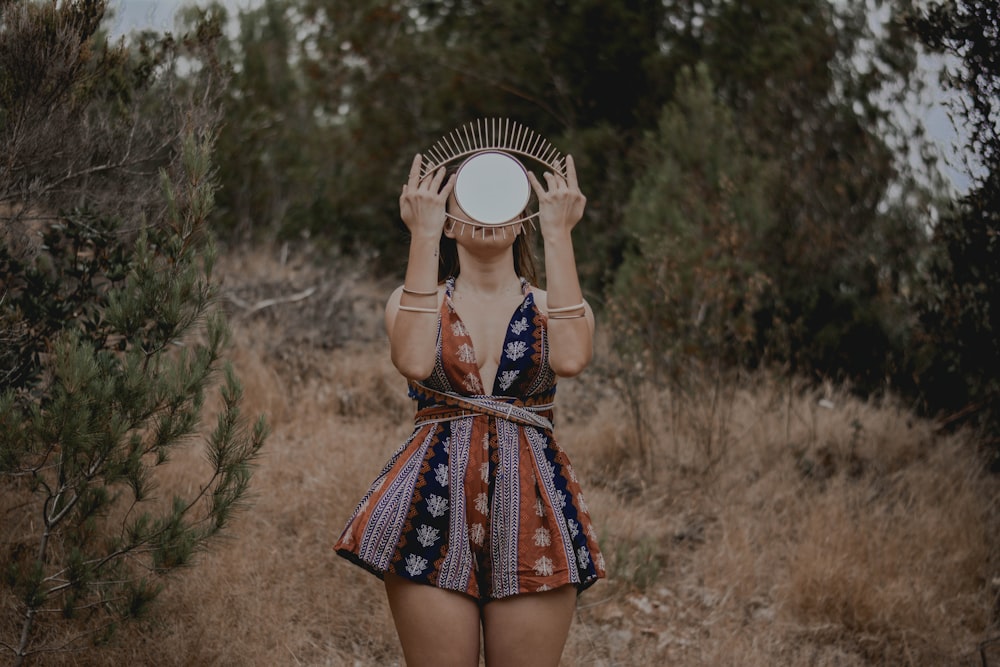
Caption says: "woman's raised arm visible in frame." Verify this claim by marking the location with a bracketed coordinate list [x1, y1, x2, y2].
[386, 154, 454, 381]
[528, 155, 594, 377]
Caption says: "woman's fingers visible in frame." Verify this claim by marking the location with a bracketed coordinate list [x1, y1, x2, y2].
[565, 155, 579, 190]
[441, 172, 457, 198]
[399, 164, 453, 232]
[407, 153, 423, 190]
[421, 167, 455, 202]
[423, 165, 443, 192]
[527, 170, 544, 196]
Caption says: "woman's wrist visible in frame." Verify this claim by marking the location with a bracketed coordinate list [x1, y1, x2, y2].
[409, 228, 443, 243]
[404, 236, 441, 286]
[407, 234, 441, 260]
[540, 226, 574, 245]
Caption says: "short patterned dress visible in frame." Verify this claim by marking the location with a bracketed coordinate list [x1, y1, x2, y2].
[335, 277, 605, 601]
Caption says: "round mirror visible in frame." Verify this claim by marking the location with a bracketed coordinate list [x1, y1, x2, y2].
[453, 151, 531, 225]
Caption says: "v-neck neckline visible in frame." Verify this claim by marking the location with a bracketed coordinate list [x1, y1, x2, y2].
[446, 277, 531, 395]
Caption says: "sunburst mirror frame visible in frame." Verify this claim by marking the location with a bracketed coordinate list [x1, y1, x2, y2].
[420, 118, 567, 240]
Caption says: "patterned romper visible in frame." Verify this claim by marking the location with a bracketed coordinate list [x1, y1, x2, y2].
[335, 277, 605, 601]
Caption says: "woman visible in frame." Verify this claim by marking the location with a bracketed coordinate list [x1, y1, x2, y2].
[335, 148, 605, 667]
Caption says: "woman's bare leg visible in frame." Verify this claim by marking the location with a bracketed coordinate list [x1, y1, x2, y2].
[384, 573, 481, 667]
[481, 585, 577, 667]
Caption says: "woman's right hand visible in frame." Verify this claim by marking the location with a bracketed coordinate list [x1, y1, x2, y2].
[399, 153, 455, 240]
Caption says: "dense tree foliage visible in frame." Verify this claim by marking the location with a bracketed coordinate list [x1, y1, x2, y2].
[190, 0, 933, 396]
[909, 0, 1000, 455]
[610, 65, 778, 381]
[0, 3, 266, 663]
[608, 1, 927, 388]
[137, 0, 1000, 427]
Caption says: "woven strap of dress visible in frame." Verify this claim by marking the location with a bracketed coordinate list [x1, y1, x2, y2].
[409, 382, 555, 432]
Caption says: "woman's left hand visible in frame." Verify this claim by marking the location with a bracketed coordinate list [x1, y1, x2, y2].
[528, 154, 586, 240]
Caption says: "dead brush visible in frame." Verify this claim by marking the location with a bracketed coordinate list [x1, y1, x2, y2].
[566, 360, 1000, 665]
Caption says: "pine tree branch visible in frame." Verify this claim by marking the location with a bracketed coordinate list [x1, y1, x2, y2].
[34, 595, 125, 614]
[44, 579, 130, 597]
[20, 442, 62, 483]
[43, 485, 79, 528]
[16, 599, 37, 664]
[14, 618, 119, 662]
[86, 462, 238, 573]
[2, 113, 179, 208]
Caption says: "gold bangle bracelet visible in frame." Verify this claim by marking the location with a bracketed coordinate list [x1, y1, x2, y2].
[547, 302, 586, 314]
[402, 286, 439, 297]
[398, 305, 438, 314]
[548, 312, 587, 320]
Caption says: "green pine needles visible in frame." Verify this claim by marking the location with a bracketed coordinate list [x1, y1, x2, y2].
[0, 146, 267, 663]
[0, 3, 267, 664]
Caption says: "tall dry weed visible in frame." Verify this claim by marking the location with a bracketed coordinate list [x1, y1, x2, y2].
[563, 367, 999, 666]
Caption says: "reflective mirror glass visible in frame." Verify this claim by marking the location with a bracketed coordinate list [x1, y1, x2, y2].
[454, 151, 531, 225]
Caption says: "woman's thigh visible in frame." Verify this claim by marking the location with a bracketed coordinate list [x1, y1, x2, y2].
[481, 585, 577, 667]
[384, 573, 482, 667]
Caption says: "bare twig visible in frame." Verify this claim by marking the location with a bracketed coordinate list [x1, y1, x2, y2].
[226, 286, 318, 318]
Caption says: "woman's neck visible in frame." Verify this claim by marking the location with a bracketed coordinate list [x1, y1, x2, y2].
[455, 246, 520, 297]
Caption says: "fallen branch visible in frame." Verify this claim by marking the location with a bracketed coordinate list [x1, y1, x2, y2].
[226, 286, 318, 318]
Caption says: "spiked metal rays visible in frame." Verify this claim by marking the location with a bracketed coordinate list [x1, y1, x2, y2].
[419, 118, 567, 180]
[418, 119, 567, 239]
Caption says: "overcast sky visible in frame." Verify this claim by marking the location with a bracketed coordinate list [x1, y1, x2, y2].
[107, 0, 256, 35]
[107, 0, 973, 194]
[107, 0, 186, 35]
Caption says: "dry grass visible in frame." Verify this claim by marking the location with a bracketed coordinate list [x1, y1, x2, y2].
[4, 245, 999, 666]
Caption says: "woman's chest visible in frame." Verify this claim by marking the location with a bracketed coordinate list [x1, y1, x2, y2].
[442, 291, 542, 395]
[452, 294, 527, 366]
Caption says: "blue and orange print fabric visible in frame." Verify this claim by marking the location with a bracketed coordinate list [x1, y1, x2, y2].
[335, 277, 605, 601]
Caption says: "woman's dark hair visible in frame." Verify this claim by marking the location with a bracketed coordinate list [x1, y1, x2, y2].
[436, 162, 539, 285]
